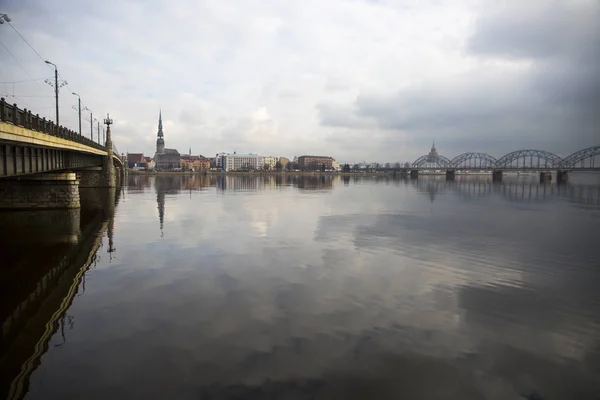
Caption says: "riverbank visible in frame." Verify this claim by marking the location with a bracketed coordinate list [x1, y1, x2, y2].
[127, 170, 396, 176]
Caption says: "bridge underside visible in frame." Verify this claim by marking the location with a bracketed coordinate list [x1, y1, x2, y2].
[0, 141, 102, 178]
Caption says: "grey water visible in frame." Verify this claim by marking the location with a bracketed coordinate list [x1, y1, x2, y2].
[1, 174, 600, 400]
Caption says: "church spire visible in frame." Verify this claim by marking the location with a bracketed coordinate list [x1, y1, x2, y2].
[156, 109, 165, 154]
[157, 109, 164, 138]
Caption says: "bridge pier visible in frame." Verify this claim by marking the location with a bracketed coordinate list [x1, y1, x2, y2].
[539, 171, 552, 183]
[446, 170, 456, 181]
[410, 170, 419, 179]
[78, 160, 116, 188]
[0, 172, 80, 209]
[557, 170, 568, 184]
[492, 170, 503, 182]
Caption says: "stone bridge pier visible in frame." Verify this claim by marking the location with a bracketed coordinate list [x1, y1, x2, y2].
[557, 170, 568, 184]
[78, 158, 116, 188]
[0, 172, 81, 209]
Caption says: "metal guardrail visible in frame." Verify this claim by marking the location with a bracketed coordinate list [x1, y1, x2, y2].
[0, 97, 106, 151]
[112, 143, 122, 164]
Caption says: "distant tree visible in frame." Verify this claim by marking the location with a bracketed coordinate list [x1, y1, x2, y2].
[263, 163, 271, 171]
[275, 161, 282, 171]
[385, 162, 391, 169]
[321, 164, 326, 172]
[342, 163, 351, 172]
[404, 162, 410, 168]
[373, 163, 381, 170]
[394, 162, 401, 169]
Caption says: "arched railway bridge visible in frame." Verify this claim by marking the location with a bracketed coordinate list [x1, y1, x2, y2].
[398, 143, 600, 183]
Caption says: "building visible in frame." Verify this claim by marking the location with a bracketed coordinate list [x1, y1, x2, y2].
[222, 153, 264, 171]
[180, 155, 210, 171]
[332, 160, 340, 171]
[279, 157, 290, 169]
[144, 156, 154, 170]
[127, 153, 145, 169]
[263, 156, 278, 170]
[297, 155, 334, 170]
[153, 110, 180, 170]
[215, 152, 227, 170]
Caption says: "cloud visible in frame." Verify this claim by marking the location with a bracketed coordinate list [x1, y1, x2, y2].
[317, 0, 600, 159]
[0, 0, 598, 163]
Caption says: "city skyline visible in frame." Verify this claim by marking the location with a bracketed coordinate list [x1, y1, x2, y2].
[0, 0, 598, 163]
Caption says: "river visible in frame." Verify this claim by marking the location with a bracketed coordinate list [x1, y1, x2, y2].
[1, 174, 599, 399]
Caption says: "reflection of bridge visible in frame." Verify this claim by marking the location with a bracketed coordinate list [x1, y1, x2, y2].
[0, 101, 124, 208]
[0, 188, 119, 400]
[402, 143, 600, 183]
[407, 177, 600, 207]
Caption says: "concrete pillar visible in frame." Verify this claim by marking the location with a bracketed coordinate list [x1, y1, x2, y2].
[492, 170, 503, 182]
[0, 172, 80, 209]
[410, 170, 419, 179]
[557, 170, 568, 184]
[446, 170, 456, 181]
[539, 171, 552, 183]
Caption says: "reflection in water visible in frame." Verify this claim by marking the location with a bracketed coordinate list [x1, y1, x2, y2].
[0, 189, 119, 400]
[1, 174, 599, 399]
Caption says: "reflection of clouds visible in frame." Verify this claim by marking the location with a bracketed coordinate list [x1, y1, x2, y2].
[25, 176, 600, 399]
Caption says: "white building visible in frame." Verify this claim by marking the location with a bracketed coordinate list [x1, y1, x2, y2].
[332, 160, 340, 171]
[263, 156, 278, 170]
[215, 152, 227, 170]
[222, 153, 265, 171]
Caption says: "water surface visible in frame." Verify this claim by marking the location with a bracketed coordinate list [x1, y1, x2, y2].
[1, 174, 600, 399]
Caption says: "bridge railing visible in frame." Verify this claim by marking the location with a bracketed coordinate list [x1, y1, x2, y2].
[112, 142, 122, 162]
[0, 98, 106, 152]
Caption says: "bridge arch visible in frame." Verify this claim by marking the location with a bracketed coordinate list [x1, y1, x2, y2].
[450, 152, 497, 169]
[560, 145, 600, 169]
[412, 154, 451, 168]
[495, 150, 562, 169]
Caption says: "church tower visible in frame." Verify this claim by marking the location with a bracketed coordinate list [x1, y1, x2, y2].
[156, 110, 165, 154]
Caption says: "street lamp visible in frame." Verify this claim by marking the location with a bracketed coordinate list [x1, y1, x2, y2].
[97, 119, 101, 144]
[72, 92, 81, 136]
[104, 114, 113, 151]
[0, 14, 11, 23]
[93, 118, 98, 142]
[44, 61, 66, 127]
[82, 106, 93, 140]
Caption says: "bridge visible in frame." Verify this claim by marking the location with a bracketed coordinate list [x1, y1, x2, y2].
[0, 99, 124, 209]
[398, 143, 600, 183]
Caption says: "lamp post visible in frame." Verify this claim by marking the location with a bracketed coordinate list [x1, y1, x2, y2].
[44, 60, 66, 127]
[93, 118, 98, 142]
[72, 92, 81, 136]
[0, 14, 11, 23]
[82, 107, 93, 140]
[104, 114, 113, 153]
[97, 120, 101, 144]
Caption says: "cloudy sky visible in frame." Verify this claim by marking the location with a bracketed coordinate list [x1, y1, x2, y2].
[0, 0, 598, 163]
